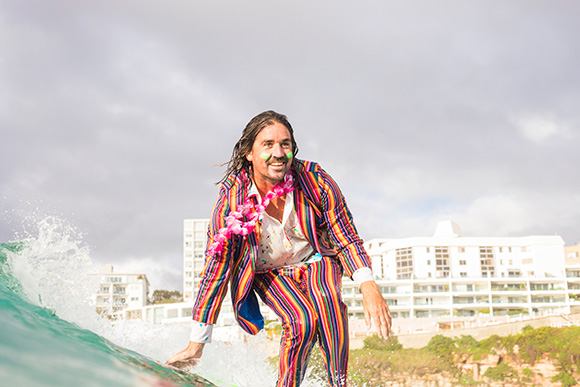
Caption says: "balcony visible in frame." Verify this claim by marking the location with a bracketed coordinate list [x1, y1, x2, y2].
[452, 285, 490, 293]
[531, 297, 566, 304]
[490, 284, 527, 292]
[113, 287, 127, 295]
[414, 298, 450, 306]
[414, 285, 449, 294]
[491, 297, 528, 304]
[453, 297, 489, 305]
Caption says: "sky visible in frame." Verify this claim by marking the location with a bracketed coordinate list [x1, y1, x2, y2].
[1, 1, 579, 292]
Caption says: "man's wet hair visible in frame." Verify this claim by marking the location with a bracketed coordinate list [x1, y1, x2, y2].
[219, 110, 299, 184]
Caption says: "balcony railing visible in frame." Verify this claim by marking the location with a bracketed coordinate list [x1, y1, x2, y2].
[453, 298, 489, 305]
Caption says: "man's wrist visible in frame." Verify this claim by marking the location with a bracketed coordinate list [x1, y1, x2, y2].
[190, 320, 213, 343]
[352, 267, 374, 287]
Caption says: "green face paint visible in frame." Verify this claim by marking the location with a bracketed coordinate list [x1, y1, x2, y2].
[286, 151, 293, 159]
[260, 153, 271, 160]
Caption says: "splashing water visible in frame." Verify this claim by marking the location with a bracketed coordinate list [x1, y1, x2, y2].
[0, 216, 327, 387]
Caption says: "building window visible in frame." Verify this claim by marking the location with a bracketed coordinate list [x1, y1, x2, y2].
[480, 246, 495, 278]
[458, 247, 465, 253]
[459, 260, 466, 265]
[530, 283, 549, 291]
[522, 258, 533, 265]
[435, 247, 450, 278]
[568, 252, 579, 259]
[396, 247, 413, 279]
[460, 272, 467, 277]
[427, 260, 431, 265]
[113, 286, 126, 294]
[379, 286, 397, 294]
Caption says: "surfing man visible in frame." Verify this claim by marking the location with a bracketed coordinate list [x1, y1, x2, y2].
[167, 110, 391, 386]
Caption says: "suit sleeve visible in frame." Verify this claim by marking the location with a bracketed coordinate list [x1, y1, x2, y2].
[191, 185, 235, 324]
[316, 165, 372, 278]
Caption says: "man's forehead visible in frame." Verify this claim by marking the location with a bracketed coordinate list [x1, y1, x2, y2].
[255, 125, 291, 142]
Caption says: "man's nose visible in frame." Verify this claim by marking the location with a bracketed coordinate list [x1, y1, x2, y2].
[272, 143, 285, 158]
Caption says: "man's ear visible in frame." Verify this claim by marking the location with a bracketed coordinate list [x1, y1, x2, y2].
[246, 152, 253, 162]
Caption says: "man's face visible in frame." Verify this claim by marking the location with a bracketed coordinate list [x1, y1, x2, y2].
[246, 122, 293, 188]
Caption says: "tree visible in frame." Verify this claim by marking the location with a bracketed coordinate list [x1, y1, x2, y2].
[150, 289, 183, 304]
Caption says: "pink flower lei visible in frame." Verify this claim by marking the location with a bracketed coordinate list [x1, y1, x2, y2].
[207, 170, 295, 256]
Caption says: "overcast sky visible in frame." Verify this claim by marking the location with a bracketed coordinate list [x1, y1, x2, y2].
[1, 1, 579, 292]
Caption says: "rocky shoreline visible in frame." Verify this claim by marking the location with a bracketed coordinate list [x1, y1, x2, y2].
[345, 326, 580, 387]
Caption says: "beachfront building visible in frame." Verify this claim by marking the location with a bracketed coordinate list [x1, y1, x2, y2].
[182, 219, 239, 319]
[342, 220, 578, 320]
[94, 265, 150, 316]
[565, 244, 580, 305]
[566, 244, 580, 265]
[183, 219, 210, 302]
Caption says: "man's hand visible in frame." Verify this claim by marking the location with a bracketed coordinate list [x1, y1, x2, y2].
[166, 341, 205, 368]
[360, 281, 392, 339]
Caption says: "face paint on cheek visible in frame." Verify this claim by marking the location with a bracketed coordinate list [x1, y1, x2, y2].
[260, 153, 272, 160]
[285, 151, 293, 159]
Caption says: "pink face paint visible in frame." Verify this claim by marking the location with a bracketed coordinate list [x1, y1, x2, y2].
[260, 153, 272, 160]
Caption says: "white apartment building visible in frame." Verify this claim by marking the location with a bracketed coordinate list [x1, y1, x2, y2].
[342, 220, 580, 320]
[183, 219, 240, 319]
[183, 219, 210, 302]
[94, 265, 150, 316]
[566, 244, 580, 265]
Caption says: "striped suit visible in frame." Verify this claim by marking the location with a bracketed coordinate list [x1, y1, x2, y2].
[192, 159, 371, 386]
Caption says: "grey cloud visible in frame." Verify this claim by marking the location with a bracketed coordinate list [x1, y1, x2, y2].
[2, 1, 580, 291]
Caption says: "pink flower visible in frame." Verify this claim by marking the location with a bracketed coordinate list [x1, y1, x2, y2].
[207, 169, 295, 257]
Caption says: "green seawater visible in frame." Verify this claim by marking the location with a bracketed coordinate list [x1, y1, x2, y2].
[0, 242, 216, 387]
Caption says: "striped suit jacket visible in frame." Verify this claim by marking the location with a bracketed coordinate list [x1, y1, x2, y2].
[191, 159, 372, 334]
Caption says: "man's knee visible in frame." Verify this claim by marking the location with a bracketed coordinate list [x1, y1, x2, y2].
[285, 312, 318, 345]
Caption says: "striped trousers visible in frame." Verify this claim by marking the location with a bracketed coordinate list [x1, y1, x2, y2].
[253, 255, 349, 387]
